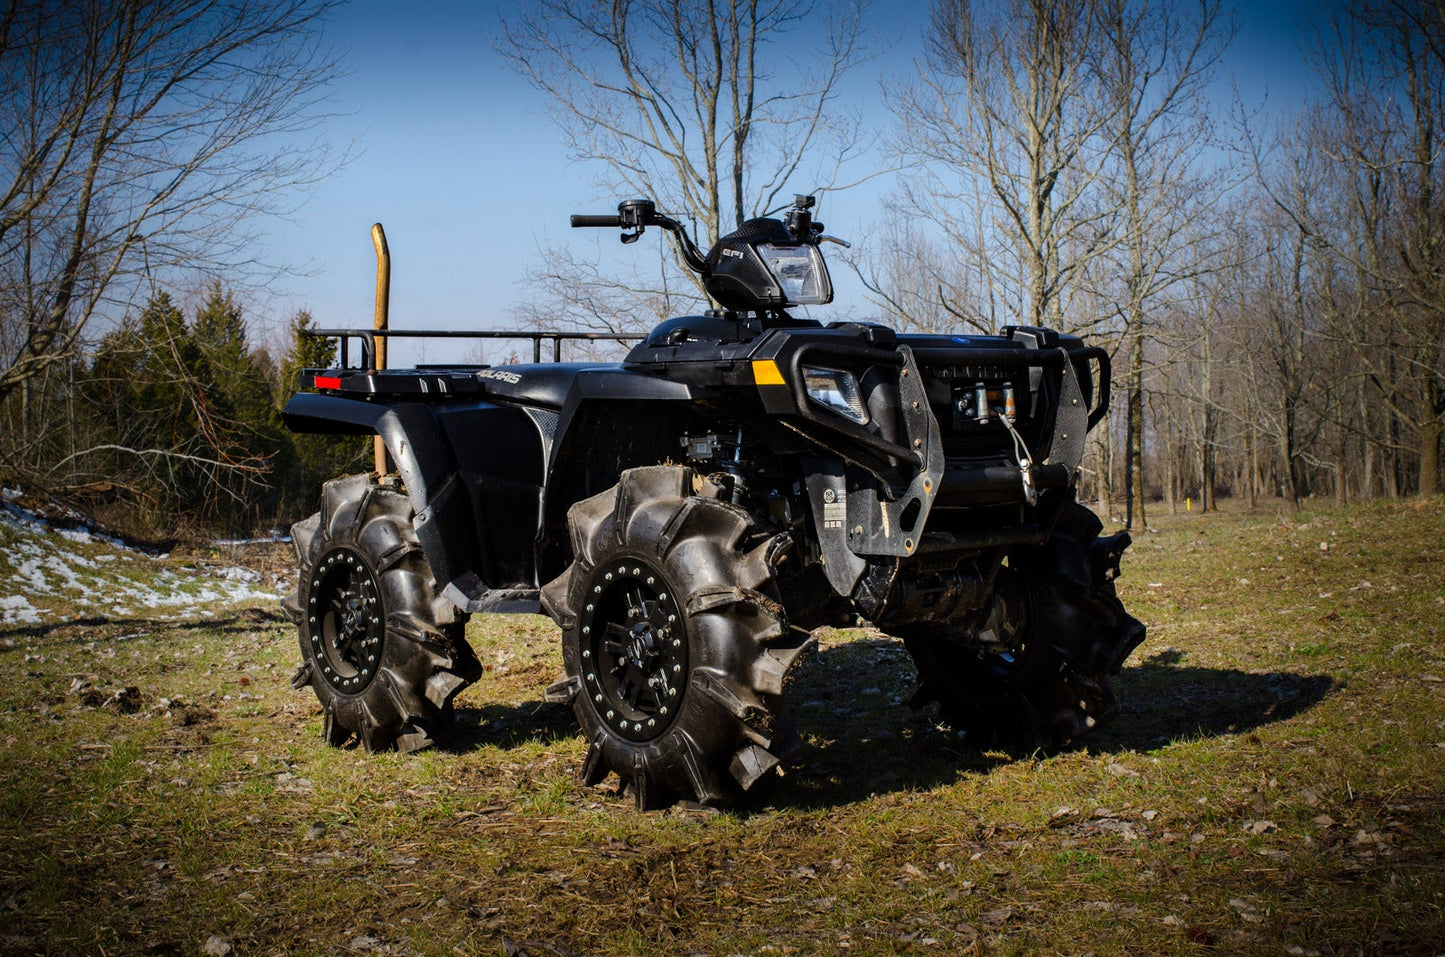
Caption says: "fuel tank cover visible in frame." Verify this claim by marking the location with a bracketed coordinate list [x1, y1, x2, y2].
[644, 315, 761, 348]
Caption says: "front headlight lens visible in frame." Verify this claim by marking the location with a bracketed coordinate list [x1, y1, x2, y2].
[803, 366, 868, 424]
[757, 243, 832, 304]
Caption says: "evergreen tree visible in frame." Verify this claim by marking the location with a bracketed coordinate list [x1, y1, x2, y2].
[275, 309, 365, 519]
[280, 309, 337, 385]
[74, 289, 268, 534]
[192, 283, 290, 528]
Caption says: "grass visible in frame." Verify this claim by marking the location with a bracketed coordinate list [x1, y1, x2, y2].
[1, 498, 1443, 955]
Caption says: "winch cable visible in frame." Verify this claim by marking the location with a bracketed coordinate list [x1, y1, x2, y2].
[998, 414, 1039, 506]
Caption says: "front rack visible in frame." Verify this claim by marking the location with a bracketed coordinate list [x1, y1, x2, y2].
[302, 327, 646, 369]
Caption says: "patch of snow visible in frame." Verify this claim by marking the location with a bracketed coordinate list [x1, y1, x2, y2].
[0, 594, 42, 625]
[0, 500, 284, 625]
[14, 556, 57, 595]
[1, 503, 48, 533]
[2, 487, 21, 501]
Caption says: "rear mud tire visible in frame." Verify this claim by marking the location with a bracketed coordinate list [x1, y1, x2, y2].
[283, 474, 481, 753]
[541, 466, 814, 809]
[901, 502, 1145, 753]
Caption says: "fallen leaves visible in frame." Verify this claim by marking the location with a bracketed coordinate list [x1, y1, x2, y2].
[66, 677, 142, 713]
[1228, 898, 1265, 924]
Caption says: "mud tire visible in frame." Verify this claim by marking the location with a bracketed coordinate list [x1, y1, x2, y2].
[540, 466, 814, 809]
[282, 474, 481, 753]
[901, 502, 1145, 753]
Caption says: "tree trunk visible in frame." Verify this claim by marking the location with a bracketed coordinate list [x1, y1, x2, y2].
[1359, 377, 1375, 497]
[1282, 391, 1302, 508]
[1097, 422, 1114, 520]
[1246, 419, 1258, 509]
[1163, 395, 1177, 516]
[19, 378, 30, 459]
[1124, 332, 1146, 528]
[1200, 325, 1215, 511]
[1335, 438, 1348, 505]
[1421, 378, 1443, 496]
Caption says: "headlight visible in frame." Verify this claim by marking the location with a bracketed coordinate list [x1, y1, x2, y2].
[803, 366, 868, 424]
[757, 243, 832, 305]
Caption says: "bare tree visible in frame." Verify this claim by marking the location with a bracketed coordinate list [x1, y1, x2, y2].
[1266, 0, 1445, 495]
[497, 0, 874, 328]
[887, 0, 1121, 333]
[1094, 0, 1234, 528]
[844, 195, 985, 333]
[0, 0, 341, 432]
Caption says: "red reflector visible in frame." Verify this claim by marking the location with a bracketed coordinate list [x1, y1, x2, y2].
[314, 375, 342, 390]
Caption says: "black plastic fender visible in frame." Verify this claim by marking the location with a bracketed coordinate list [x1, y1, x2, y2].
[282, 392, 545, 606]
[535, 368, 703, 583]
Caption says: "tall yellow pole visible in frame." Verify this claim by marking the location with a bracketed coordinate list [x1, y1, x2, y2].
[371, 223, 390, 477]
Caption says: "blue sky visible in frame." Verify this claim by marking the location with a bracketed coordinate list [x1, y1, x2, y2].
[256, 0, 1322, 357]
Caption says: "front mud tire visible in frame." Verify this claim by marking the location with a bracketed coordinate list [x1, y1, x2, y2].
[902, 502, 1146, 753]
[541, 466, 814, 809]
[282, 475, 481, 753]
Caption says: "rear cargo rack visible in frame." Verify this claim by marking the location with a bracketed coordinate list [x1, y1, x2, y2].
[302, 327, 645, 369]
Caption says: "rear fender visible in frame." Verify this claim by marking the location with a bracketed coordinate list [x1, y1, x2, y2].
[282, 392, 537, 602]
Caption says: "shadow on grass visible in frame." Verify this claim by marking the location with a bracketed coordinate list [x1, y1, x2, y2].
[410, 639, 1338, 808]
[1091, 648, 1337, 751]
[769, 641, 1337, 809]
[443, 699, 578, 753]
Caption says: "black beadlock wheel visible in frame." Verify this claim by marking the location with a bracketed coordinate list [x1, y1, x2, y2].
[540, 465, 815, 810]
[578, 555, 689, 743]
[899, 501, 1146, 753]
[307, 545, 385, 694]
[282, 474, 482, 753]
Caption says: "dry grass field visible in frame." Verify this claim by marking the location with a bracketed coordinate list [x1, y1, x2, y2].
[1, 496, 1442, 955]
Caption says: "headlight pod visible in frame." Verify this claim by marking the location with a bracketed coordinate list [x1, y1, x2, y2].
[803, 366, 868, 424]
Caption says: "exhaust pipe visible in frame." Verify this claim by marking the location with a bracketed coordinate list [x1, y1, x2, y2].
[371, 222, 390, 476]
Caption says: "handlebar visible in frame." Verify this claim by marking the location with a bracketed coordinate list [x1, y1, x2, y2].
[570, 199, 709, 274]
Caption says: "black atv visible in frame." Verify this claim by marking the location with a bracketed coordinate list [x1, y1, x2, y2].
[281, 196, 1145, 808]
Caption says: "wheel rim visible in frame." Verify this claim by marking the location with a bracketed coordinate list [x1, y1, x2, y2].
[306, 545, 384, 694]
[579, 558, 687, 742]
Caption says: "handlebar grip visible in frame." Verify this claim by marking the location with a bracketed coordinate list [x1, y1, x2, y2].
[570, 214, 622, 227]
